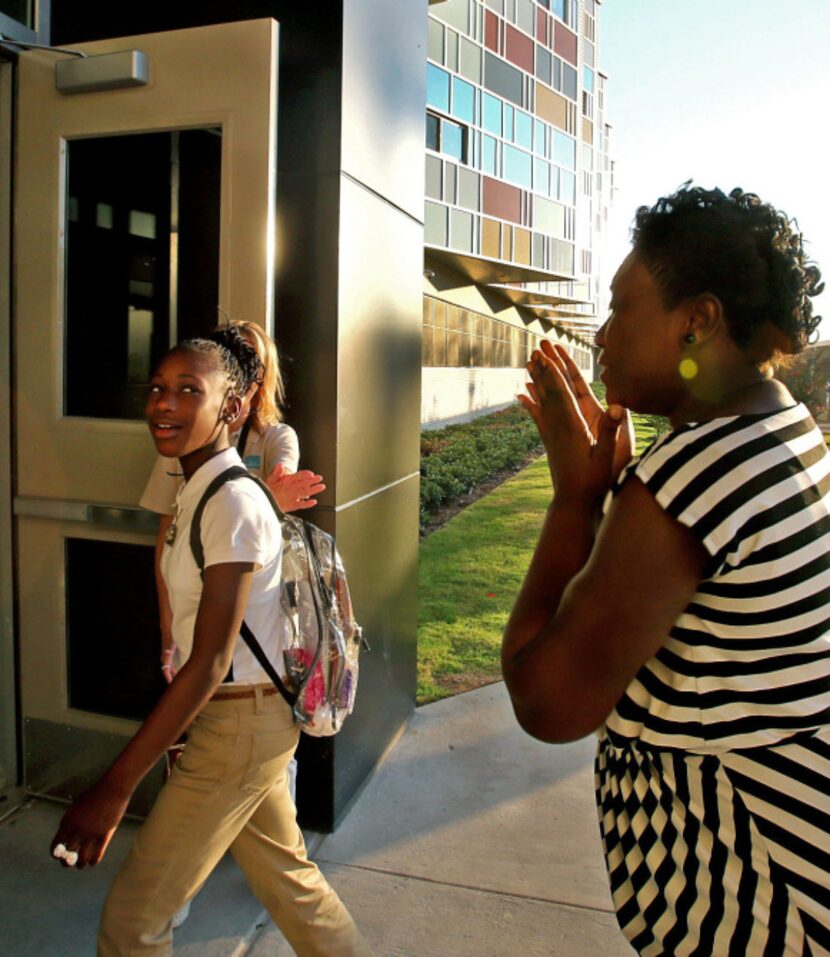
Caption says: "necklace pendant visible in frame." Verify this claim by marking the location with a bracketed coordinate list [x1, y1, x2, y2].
[164, 522, 177, 546]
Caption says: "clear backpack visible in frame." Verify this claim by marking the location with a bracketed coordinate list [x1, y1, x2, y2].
[278, 513, 364, 735]
[190, 466, 365, 736]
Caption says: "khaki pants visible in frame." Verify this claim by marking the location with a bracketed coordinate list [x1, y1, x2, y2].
[98, 685, 371, 957]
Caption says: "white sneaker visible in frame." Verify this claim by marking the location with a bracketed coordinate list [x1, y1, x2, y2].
[172, 900, 191, 930]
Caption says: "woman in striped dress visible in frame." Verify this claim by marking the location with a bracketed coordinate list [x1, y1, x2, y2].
[502, 184, 830, 955]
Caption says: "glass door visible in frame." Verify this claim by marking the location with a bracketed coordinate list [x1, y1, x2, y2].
[12, 19, 278, 808]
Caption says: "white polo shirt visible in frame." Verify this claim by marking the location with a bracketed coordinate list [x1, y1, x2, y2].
[160, 447, 285, 684]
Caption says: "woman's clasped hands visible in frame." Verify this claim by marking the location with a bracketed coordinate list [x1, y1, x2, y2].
[518, 340, 633, 507]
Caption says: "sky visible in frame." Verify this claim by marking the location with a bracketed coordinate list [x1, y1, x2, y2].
[598, 0, 829, 336]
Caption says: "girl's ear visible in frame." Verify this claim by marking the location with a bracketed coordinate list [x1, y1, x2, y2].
[222, 394, 243, 426]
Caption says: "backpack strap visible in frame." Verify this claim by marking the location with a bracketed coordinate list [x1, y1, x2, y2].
[189, 465, 297, 709]
[236, 416, 254, 461]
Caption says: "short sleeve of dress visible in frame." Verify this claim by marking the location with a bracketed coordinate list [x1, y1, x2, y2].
[139, 456, 183, 516]
[623, 408, 818, 579]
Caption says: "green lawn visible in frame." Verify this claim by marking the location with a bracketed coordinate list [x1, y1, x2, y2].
[416, 412, 667, 704]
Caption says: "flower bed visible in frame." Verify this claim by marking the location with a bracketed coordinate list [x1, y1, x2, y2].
[420, 405, 542, 529]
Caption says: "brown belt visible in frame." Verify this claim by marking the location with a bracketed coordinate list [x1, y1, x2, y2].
[211, 685, 279, 702]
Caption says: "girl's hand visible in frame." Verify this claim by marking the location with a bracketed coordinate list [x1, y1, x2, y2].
[267, 465, 326, 512]
[50, 779, 130, 869]
[519, 342, 632, 505]
[160, 643, 177, 684]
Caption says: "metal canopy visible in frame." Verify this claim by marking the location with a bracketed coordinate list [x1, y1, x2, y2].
[486, 283, 591, 309]
[425, 245, 575, 286]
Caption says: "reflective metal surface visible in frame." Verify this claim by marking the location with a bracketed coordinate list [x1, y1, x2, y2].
[426, 243, 576, 285]
[297, 474, 419, 830]
[342, 0, 427, 223]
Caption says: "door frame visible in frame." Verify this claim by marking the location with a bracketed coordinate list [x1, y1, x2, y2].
[0, 56, 17, 792]
[10, 20, 280, 808]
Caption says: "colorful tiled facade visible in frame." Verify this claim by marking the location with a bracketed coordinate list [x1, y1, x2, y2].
[423, 0, 614, 425]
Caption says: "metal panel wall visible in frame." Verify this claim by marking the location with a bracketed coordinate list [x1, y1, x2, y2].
[273, 0, 426, 829]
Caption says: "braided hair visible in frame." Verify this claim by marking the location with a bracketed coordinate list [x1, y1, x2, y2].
[631, 184, 823, 359]
[176, 327, 263, 398]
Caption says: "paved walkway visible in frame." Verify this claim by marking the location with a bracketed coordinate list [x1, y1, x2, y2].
[0, 683, 633, 956]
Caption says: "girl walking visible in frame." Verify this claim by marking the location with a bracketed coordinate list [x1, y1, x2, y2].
[51, 330, 371, 957]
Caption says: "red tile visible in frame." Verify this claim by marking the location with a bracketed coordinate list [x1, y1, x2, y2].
[505, 24, 534, 72]
[536, 7, 548, 45]
[485, 10, 499, 52]
[482, 177, 522, 225]
[553, 21, 578, 65]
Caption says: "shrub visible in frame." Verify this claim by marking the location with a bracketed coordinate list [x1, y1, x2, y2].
[420, 405, 542, 526]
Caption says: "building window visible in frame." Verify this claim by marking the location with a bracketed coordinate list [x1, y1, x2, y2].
[583, 67, 595, 93]
[423, 297, 534, 369]
[0, 0, 34, 29]
[428, 17, 445, 63]
[423, 296, 590, 370]
[482, 134, 498, 175]
[436, 0, 472, 35]
[503, 145, 532, 189]
[514, 110, 533, 149]
[483, 93, 503, 135]
[561, 63, 578, 101]
[452, 76, 476, 124]
[427, 64, 451, 113]
[534, 158, 550, 197]
[426, 113, 440, 152]
[559, 169, 576, 204]
[552, 130, 576, 169]
[484, 51, 524, 107]
[426, 111, 469, 164]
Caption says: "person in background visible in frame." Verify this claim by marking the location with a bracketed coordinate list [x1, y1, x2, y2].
[502, 185, 830, 955]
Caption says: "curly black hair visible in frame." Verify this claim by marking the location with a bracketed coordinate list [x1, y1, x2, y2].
[175, 327, 263, 397]
[631, 184, 823, 357]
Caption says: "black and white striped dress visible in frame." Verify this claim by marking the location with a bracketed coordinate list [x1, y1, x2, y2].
[597, 403, 830, 956]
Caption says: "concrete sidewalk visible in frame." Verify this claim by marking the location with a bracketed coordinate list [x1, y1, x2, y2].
[0, 683, 633, 957]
